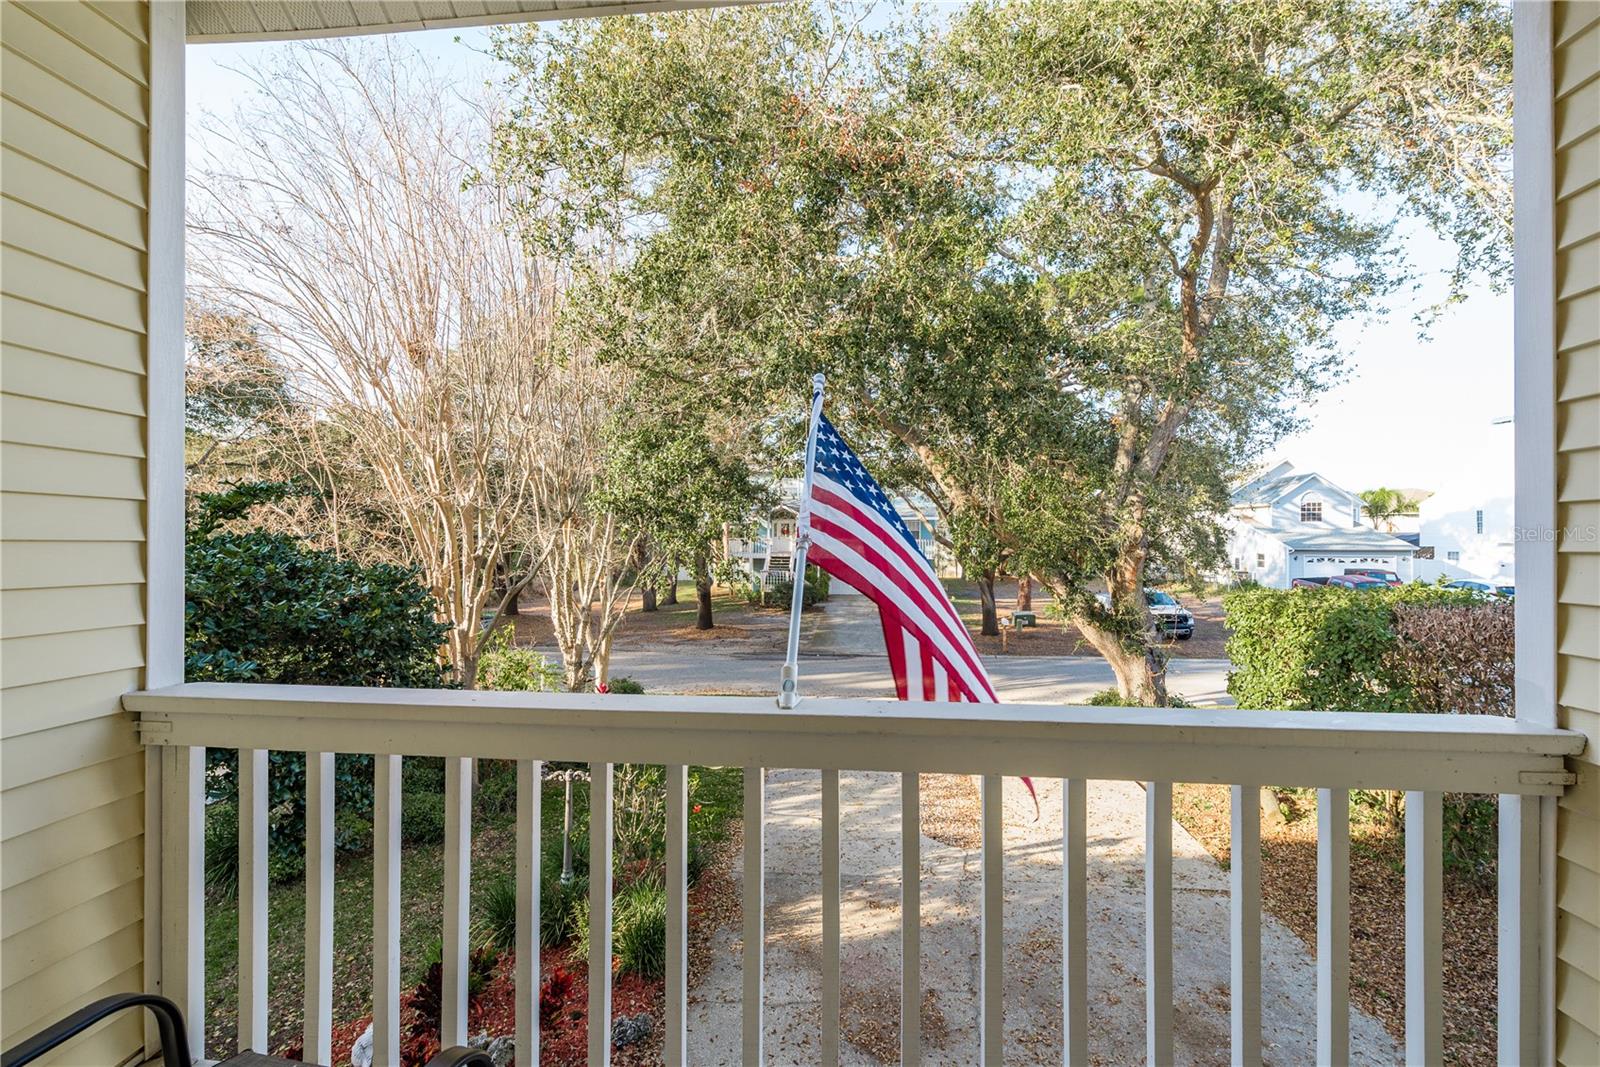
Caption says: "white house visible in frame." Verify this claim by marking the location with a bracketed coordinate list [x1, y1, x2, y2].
[1415, 492, 1516, 585]
[1224, 461, 1419, 588]
[723, 479, 952, 590]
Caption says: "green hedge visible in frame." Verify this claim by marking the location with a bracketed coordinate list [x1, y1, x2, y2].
[1223, 583, 1475, 712]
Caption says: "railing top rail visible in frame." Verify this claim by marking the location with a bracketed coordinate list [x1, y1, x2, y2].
[125, 682, 1584, 795]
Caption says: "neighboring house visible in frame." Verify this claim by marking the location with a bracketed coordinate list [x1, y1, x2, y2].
[1415, 493, 1516, 584]
[724, 479, 954, 590]
[1223, 461, 1418, 588]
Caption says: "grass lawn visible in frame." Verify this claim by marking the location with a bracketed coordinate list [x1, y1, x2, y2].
[202, 762, 743, 1060]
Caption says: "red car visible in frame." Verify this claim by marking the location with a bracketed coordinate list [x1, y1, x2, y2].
[1292, 574, 1388, 591]
[1344, 567, 1402, 586]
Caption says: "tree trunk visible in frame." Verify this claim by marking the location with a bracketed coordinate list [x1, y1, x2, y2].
[978, 570, 1000, 637]
[641, 586, 658, 612]
[503, 583, 521, 616]
[1073, 613, 1168, 706]
[1016, 575, 1033, 612]
[694, 555, 714, 630]
[663, 562, 680, 605]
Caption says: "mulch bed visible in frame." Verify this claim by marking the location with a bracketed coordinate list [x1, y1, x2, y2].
[1172, 785, 1499, 1065]
[312, 831, 748, 1067]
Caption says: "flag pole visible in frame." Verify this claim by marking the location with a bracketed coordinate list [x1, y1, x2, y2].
[778, 372, 826, 709]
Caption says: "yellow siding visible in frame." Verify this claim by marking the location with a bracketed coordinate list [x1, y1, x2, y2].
[1555, 13, 1600, 1061]
[0, 2, 150, 1062]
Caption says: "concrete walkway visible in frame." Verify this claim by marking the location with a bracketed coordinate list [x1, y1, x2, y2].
[687, 773, 1399, 1066]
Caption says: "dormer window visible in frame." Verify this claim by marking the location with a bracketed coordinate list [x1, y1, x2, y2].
[1300, 500, 1323, 523]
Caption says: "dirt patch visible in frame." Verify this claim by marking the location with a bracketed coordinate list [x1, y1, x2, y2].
[919, 773, 981, 849]
[1173, 784, 1498, 1066]
[947, 581, 1229, 662]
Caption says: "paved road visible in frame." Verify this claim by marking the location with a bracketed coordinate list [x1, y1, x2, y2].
[608, 648, 1235, 707]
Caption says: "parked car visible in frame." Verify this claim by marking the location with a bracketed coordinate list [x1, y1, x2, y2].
[1292, 574, 1386, 591]
[1344, 567, 1402, 586]
[1092, 588, 1195, 640]
[1445, 579, 1513, 599]
[1327, 574, 1388, 590]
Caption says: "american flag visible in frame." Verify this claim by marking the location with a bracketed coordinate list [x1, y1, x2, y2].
[801, 414, 998, 704]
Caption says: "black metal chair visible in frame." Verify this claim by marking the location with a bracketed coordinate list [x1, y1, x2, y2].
[1, 993, 494, 1067]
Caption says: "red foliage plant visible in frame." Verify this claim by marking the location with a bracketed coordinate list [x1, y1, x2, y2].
[541, 966, 576, 1027]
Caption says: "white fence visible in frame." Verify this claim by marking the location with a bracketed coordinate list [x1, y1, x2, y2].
[126, 683, 1583, 1066]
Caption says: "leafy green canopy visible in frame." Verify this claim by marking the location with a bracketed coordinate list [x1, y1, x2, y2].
[487, 0, 1510, 702]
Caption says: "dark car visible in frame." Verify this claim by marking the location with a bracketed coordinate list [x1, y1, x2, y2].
[1344, 567, 1402, 586]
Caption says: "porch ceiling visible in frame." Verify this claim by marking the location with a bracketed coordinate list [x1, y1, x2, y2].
[185, 0, 743, 43]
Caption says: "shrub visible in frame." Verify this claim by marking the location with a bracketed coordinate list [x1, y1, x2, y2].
[402, 791, 447, 845]
[1386, 601, 1514, 717]
[475, 760, 519, 823]
[1223, 584, 1474, 712]
[1227, 585, 1512, 879]
[188, 483, 449, 873]
[404, 756, 446, 794]
[607, 676, 645, 695]
[541, 871, 588, 948]
[575, 876, 667, 980]
[476, 625, 560, 692]
[744, 564, 829, 609]
[205, 800, 239, 893]
[475, 872, 519, 953]
[613, 877, 668, 979]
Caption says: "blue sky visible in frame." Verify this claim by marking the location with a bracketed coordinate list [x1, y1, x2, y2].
[188, 24, 1515, 509]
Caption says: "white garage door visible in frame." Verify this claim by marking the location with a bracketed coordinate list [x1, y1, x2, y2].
[1294, 554, 1403, 579]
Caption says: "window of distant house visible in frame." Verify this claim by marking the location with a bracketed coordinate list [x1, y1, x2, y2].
[1448, 550, 1461, 562]
[1256, 553, 1266, 569]
[1475, 509, 1485, 535]
[1300, 500, 1323, 523]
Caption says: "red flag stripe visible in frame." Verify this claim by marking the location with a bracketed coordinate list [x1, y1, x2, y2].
[812, 478, 970, 638]
[808, 514, 996, 701]
[808, 542, 995, 703]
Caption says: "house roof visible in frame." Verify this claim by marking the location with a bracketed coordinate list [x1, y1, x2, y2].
[1232, 467, 1362, 510]
[1266, 523, 1418, 553]
[186, 1, 745, 43]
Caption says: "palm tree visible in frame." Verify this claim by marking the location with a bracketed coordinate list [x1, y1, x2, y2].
[1359, 487, 1413, 532]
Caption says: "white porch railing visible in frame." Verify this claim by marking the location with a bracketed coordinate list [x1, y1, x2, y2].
[126, 683, 1584, 1066]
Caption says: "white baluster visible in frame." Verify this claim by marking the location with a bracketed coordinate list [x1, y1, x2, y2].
[1404, 790, 1442, 1066]
[1231, 784, 1262, 1067]
[665, 764, 687, 1067]
[589, 763, 615, 1067]
[743, 766, 766, 1064]
[1317, 788, 1351, 1067]
[1062, 778, 1088, 1067]
[161, 744, 204, 1065]
[238, 748, 268, 1053]
[516, 760, 542, 1067]
[1497, 793, 1541, 1066]
[442, 756, 472, 1049]
[374, 755, 402, 1067]
[902, 772, 922, 1066]
[980, 774, 1004, 1065]
[821, 769, 842, 1067]
[1146, 781, 1174, 1067]
[305, 751, 334, 1066]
